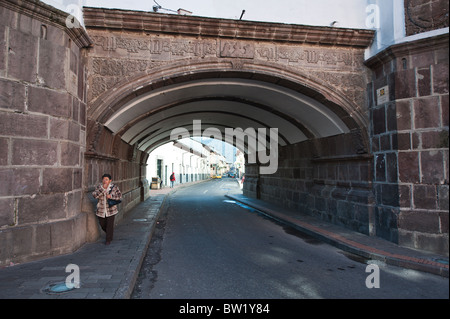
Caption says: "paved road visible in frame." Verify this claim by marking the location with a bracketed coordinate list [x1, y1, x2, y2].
[132, 178, 449, 299]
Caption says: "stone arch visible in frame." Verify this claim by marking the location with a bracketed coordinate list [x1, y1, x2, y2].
[82, 6, 376, 247]
[84, 57, 374, 239]
[88, 58, 370, 151]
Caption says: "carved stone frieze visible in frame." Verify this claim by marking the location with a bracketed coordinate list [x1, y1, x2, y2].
[89, 33, 363, 70]
[293, 69, 367, 108]
[89, 76, 121, 102]
[87, 31, 368, 108]
[92, 58, 147, 76]
[256, 44, 362, 69]
[89, 58, 166, 100]
[230, 59, 245, 70]
[90, 34, 217, 58]
[220, 41, 255, 59]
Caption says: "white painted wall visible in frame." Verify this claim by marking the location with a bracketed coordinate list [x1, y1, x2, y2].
[146, 138, 228, 187]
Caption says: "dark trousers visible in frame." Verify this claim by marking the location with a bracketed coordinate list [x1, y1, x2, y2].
[98, 215, 115, 242]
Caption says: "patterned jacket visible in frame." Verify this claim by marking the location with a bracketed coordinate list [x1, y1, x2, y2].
[92, 183, 122, 218]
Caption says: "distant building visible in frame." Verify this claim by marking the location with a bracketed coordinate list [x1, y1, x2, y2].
[234, 150, 246, 178]
[146, 138, 229, 187]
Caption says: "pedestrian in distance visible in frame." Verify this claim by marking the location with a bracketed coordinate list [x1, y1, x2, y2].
[170, 172, 176, 188]
[92, 174, 122, 245]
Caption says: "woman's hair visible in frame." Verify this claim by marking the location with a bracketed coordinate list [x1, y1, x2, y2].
[102, 174, 112, 180]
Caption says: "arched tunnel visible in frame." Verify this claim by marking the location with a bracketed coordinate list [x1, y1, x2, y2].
[84, 64, 374, 242]
[82, 6, 377, 251]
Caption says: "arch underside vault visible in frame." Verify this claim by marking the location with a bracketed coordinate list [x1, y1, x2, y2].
[94, 73, 366, 157]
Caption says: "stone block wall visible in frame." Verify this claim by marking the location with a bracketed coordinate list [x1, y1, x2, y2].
[83, 120, 150, 234]
[366, 33, 449, 255]
[404, 0, 449, 36]
[244, 132, 375, 236]
[0, 0, 91, 265]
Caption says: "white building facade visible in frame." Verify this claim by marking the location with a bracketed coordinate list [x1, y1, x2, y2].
[146, 138, 229, 188]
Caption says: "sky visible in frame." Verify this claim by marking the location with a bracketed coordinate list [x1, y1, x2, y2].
[86, 0, 369, 28]
[44, 0, 370, 29]
[45, 0, 409, 58]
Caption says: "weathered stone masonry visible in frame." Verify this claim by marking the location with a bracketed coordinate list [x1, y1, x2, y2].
[0, 0, 91, 264]
[245, 133, 374, 237]
[0, 0, 448, 265]
[82, 120, 150, 242]
[365, 33, 449, 254]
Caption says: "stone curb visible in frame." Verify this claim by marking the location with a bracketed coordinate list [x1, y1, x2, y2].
[113, 194, 169, 299]
[226, 194, 449, 278]
[115, 179, 212, 298]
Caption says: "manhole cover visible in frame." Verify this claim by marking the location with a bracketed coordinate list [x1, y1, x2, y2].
[42, 282, 77, 295]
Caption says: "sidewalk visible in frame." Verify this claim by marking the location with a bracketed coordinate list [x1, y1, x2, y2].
[226, 194, 449, 278]
[0, 181, 203, 299]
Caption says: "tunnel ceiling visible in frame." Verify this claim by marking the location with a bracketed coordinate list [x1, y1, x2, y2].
[103, 78, 351, 155]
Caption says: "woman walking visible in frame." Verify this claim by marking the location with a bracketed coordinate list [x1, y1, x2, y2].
[92, 174, 122, 245]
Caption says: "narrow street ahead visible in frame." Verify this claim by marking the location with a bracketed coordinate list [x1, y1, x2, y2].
[132, 178, 449, 299]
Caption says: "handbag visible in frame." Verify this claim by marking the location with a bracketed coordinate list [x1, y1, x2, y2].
[107, 185, 122, 207]
[107, 198, 122, 207]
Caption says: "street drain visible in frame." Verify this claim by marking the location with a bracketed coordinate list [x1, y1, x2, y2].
[42, 282, 77, 295]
